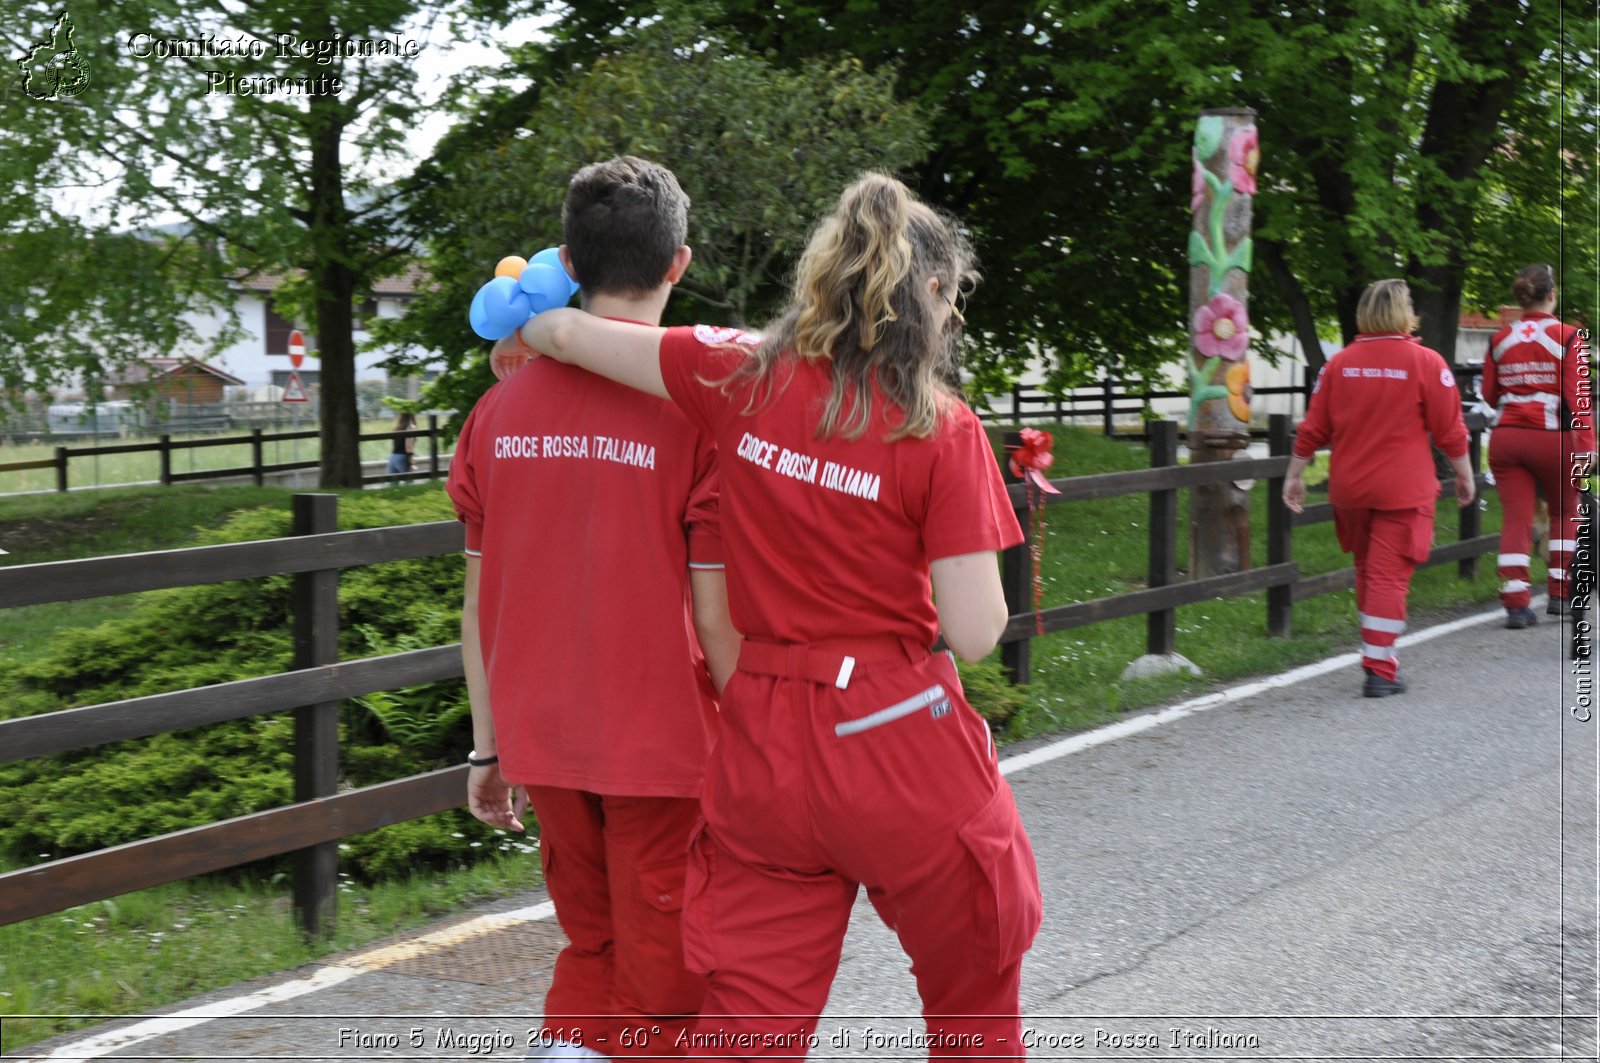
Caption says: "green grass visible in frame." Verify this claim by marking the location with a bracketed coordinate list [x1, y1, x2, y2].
[0, 851, 544, 1053]
[0, 421, 420, 493]
[0, 434, 1517, 1052]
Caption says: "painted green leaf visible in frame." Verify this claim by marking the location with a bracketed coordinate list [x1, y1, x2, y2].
[1194, 115, 1225, 159]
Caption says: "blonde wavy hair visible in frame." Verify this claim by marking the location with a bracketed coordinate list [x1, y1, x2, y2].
[717, 173, 977, 440]
[1356, 278, 1420, 335]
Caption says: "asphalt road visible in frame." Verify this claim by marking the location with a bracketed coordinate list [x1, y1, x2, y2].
[19, 605, 1599, 1062]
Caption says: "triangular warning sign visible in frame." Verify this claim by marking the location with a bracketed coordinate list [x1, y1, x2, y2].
[281, 372, 309, 403]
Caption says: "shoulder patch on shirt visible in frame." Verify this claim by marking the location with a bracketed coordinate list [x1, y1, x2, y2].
[1440, 368, 1455, 388]
[693, 324, 762, 346]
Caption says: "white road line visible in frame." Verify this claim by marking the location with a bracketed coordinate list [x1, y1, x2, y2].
[24, 902, 560, 1061]
[30, 604, 1510, 1060]
[24, 965, 362, 1061]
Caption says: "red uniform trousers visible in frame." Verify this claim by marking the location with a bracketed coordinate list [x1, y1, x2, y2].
[1489, 426, 1587, 610]
[680, 641, 1041, 1061]
[528, 787, 707, 1058]
[1333, 506, 1435, 682]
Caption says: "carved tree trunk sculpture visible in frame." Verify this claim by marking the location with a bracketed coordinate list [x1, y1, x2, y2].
[1187, 108, 1259, 579]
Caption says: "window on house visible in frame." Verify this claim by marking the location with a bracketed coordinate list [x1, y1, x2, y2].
[264, 299, 295, 354]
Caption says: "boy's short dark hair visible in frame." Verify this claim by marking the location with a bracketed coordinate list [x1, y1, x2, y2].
[563, 156, 689, 296]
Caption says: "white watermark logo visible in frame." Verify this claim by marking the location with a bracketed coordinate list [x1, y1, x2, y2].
[17, 10, 90, 100]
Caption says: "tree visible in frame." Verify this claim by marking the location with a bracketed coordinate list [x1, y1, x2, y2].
[1, 0, 525, 486]
[524, 0, 1596, 391]
[375, 15, 928, 425]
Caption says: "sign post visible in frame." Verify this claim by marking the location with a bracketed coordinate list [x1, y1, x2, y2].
[282, 330, 310, 470]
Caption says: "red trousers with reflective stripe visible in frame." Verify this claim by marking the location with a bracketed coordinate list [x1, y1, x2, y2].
[1490, 426, 1587, 609]
[1334, 506, 1434, 682]
[681, 651, 1041, 1060]
[528, 787, 706, 1057]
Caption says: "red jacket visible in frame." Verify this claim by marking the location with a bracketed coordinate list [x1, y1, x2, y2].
[1482, 312, 1594, 448]
[1296, 333, 1469, 511]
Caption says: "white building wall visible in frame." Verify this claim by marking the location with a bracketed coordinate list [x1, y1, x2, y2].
[174, 293, 440, 390]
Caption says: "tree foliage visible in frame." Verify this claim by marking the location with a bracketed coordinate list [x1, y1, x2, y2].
[1, 0, 524, 484]
[527, 0, 1595, 388]
[375, 14, 928, 428]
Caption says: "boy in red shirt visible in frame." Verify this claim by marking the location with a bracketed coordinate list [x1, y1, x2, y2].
[448, 157, 739, 1061]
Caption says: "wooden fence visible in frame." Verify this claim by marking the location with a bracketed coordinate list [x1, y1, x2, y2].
[0, 416, 448, 492]
[0, 414, 1499, 932]
[982, 364, 1488, 441]
[994, 413, 1497, 681]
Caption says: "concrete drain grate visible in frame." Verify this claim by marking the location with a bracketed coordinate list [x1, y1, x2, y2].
[351, 919, 569, 986]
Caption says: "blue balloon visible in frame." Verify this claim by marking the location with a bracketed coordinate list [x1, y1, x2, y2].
[530, 246, 581, 299]
[468, 281, 500, 340]
[472, 275, 533, 339]
[520, 262, 572, 314]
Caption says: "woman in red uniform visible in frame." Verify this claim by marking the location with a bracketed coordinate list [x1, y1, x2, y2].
[1283, 279, 1475, 697]
[1483, 263, 1594, 626]
[519, 173, 1041, 1059]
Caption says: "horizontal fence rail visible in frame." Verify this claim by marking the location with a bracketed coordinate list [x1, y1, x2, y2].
[0, 410, 1503, 930]
[0, 417, 450, 492]
[0, 521, 463, 607]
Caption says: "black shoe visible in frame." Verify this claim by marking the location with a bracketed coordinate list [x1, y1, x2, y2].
[1548, 597, 1571, 617]
[1506, 607, 1539, 629]
[1363, 672, 1408, 698]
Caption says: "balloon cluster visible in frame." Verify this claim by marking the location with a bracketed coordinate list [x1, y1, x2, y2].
[468, 247, 581, 341]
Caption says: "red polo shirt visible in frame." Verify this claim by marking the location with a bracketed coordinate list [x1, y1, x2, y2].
[447, 354, 722, 797]
[658, 325, 1021, 649]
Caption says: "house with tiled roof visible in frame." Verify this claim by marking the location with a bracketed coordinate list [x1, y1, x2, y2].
[174, 262, 438, 394]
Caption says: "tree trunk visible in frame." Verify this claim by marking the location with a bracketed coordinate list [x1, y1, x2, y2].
[1404, 0, 1535, 371]
[1187, 108, 1258, 580]
[306, 91, 364, 489]
[1257, 237, 1326, 382]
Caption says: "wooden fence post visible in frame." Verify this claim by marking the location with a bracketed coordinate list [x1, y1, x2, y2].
[1000, 430, 1033, 684]
[54, 446, 68, 492]
[1102, 377, 1116, 438]
[1146, 420, 1179, 656]
[158, 435, 172, 487]
[427, 414, 440, 479]
[252, 428, 265, 487]
[1458, 422, 1483, 580]
[1266, 414, 1294, 636]
[291, 494, 341, 937]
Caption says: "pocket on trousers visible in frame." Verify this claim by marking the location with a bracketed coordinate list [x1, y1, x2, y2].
[1405, 506, 1436, 565]
[679, 819, 718, 974]
[636, 856, 687, 913]
[957, 785, 1042, 973]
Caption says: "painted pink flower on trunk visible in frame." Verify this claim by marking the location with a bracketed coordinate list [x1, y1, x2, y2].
[1191, 154, 1207, 213]
[1228, 126, 1260, 196]
[1193, 292, 1249, 360]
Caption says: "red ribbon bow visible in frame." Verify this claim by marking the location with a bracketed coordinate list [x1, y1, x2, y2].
[1007, 428, 1061, 495]
[1007, 428, 1060, 635]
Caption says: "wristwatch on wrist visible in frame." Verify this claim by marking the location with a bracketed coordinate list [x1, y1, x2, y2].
[467, 750, 499, 768]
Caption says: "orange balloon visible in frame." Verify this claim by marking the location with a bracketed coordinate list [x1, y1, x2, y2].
[494, 255, 529, 279]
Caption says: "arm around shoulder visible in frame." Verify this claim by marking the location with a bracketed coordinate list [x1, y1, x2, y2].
[520, 308, 670, 399]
